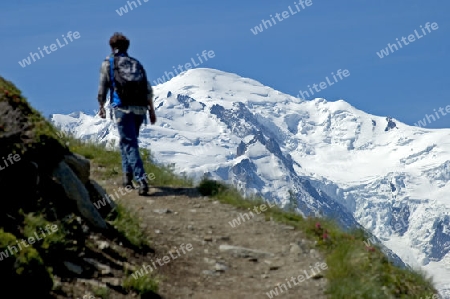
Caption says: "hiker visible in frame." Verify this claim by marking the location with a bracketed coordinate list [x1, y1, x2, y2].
[97, 32, 156, 196]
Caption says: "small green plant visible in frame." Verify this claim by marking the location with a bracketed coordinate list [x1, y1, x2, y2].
[0, 229, 54, 296]
[23, 212, 68, 252]
[284, 189, 298, 212]
[198, 178, 227, 196]
[111, 204, 149, 250]
[92, 285, 110, 299]
[123, 272, 159, 295]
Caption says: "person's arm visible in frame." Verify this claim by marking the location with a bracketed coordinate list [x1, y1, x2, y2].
[142, 67, 156, 124]
[147, 81, 157, 124]
[97, 59, 110, 118]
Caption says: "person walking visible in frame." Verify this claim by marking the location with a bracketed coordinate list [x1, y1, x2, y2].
[97, 32, 156, 195]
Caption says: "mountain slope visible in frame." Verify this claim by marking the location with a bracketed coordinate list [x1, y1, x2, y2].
[51, 68, 450, 297]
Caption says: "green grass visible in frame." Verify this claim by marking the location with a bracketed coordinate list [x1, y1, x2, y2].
[123, 272, 159, 295]
[0, 228, 54, 295]
[0, 76, 68, 167]
[0, 228, 44, 272]
[60, 132, 192, 187]
[66, 131, 440, 299]
[91, 285, 110, 299]
[23, 212, 68, 252]
[110, 204, 149, 250]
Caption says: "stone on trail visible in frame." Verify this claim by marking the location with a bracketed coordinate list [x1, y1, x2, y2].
[219, 244, 274, 259]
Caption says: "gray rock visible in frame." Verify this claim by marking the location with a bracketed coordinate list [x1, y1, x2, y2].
[123, 262, 137, 272]
[101, 277, 121, 286]
[153, 208, 172, 214]
[264, 259, 283, 271]
[64, 261, 83, 275]
[202, 270, 217, 276]
[53, 161, 107, 230]
[281, 225, 295, 230]
[95, 240, 110, 250]
[89, 180, 117, 216]
[52, 277, 62, 291]
[77, 278, 107, 288]
[64, 154, 90, 184]
[83, 258, 111, 275]
[219, 244, 274, 258]
[204, 258, 217, 264]
[215, 262, 228, 272]
[290, 243, 303, 255]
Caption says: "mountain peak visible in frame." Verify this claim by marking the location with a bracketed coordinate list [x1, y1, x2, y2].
[153, 68, 294, 108]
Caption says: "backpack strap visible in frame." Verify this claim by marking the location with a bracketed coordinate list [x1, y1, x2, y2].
[109, 55, 115, 103]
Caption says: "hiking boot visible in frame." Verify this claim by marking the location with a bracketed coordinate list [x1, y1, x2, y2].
[138, 179, 149, 196]
[123, 172, 134, 188]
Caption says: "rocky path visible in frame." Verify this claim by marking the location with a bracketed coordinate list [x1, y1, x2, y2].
[116, 185, 329, 299]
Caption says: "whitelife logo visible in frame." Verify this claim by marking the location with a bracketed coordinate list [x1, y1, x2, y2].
[0, 225, 59, 261]
[376, 22, 439, 59]
[413, 104, 450, 128]
[296, 69, 350, 99]
[250, 0, 313, 35]
[228, 200, 277, 228]
[116, 0, 150, 16]
[152, 50, 215, 86]
[0, 153, 21, 171]
[265, 262, 328, 298]
[18, 31, 81, 68]
[131, 243, 193, 279]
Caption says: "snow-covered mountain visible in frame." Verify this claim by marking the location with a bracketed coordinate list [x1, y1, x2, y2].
[51, 68, 450, 297]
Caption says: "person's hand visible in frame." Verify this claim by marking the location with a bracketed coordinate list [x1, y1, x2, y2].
[149, 109, 156, 124]
[98, 106, 106, 119]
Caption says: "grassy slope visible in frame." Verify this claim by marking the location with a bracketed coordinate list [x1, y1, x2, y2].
[66, 135, 439, 299]
[0, 76, 161, 297]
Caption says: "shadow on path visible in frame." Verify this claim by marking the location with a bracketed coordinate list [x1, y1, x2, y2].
[141, 291, 164, 299]
[149, 186, 201, 198]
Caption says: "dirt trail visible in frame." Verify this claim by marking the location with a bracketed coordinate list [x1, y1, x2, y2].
[111, 183, 329, 299]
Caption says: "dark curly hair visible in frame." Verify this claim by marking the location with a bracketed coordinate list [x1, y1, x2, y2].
[109, 32, 130, 52]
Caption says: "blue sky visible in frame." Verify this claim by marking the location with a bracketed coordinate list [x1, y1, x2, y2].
[1, 0, 449, 128]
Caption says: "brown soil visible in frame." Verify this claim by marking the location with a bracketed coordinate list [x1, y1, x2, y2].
[116, 181, 328, 299]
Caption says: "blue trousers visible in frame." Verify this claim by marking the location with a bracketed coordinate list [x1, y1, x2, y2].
[114, 109, 146, 182]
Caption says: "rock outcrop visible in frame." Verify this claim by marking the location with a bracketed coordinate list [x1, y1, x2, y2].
[0, 76, 116, 297]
